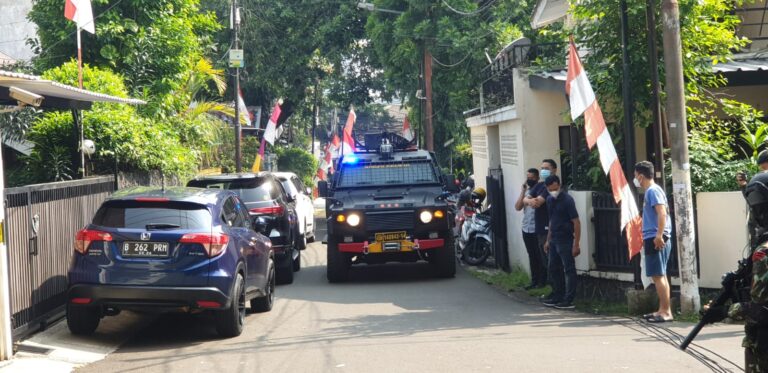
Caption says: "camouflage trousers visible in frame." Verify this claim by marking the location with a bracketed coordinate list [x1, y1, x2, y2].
[745, 347, 767, 373]
[745, 326, 768, 373]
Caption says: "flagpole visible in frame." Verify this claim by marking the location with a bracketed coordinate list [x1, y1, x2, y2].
[77, 27, 83, 89]
[77, 27, 85, 177]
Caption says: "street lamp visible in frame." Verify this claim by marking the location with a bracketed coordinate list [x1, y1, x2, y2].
[356, 2, 404, 15]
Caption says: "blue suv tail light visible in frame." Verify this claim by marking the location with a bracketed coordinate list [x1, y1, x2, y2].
[179, 233, 229, 258]
[74, 229, 113, 254]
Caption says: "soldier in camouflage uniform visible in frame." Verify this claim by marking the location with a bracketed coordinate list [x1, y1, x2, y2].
[735, 172, 768, 372]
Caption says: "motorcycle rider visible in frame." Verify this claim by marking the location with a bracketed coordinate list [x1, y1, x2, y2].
[708, 172, 768, 372]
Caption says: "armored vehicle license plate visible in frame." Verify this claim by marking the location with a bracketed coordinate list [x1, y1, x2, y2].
[375, 231, 407, 242]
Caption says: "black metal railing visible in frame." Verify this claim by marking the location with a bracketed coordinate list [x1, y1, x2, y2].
[478, 42, 567, 114]
[592, 191, 681, 276]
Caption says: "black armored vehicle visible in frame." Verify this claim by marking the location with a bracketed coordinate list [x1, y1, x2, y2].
[318, 133, 456, 282]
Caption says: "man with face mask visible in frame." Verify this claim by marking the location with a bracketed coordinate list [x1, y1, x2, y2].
[634, 161, 673, 323]
[540, 175, 581, 309]
[516, 168, 547, 289]
[524, 159, 558, 289]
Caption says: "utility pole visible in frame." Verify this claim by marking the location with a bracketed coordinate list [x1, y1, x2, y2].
[647, 0, 665, 189]
[232, 0, 242, 172]
[313, 80, 319, 156]
[619, 0, 642, 290]
[619, 0, 635, 179]
[661, 0, 700, 314]
[424, 45, 434, 152]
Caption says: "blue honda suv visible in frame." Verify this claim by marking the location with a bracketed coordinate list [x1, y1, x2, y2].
[66, 187, 275, 338]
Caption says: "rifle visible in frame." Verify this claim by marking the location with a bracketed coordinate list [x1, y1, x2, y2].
[680, 257, 752, 350]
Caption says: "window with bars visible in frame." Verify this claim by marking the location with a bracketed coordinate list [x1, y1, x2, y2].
[338, 161, 438, 187]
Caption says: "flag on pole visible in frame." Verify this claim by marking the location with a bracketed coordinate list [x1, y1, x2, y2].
[566, 38, 643, 260]
[341, 108, 356, 156]
[65, 0, 95, 34]
[402, 116, 414, 141]
[253, 101, 282, 172]
[263, 102, 282, 145]
[237, 89, 251, 127]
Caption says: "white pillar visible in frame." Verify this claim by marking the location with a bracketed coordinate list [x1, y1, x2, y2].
[0, 131, 13, 359]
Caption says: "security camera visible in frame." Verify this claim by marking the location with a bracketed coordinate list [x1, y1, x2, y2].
[9, 87, 43, 107]
[82, 139, 96, 155]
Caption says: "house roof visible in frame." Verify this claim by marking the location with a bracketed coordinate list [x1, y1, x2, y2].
[712, 58, 768, 73]
[529, 52, 768, 92]
[0, 69, 145, 109]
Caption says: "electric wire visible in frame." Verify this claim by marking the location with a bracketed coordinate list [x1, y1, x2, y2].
[440, 0, 500, 16]
[432, 51, 474, 68]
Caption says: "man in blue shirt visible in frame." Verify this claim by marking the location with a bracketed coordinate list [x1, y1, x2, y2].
[541, 175, 581, 309]
[634, 161, 673, 323]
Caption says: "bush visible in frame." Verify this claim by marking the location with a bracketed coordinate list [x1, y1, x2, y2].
[25, 62, 201, 183]
[673, 133, 757, 194]
[275, 147, 318, 187]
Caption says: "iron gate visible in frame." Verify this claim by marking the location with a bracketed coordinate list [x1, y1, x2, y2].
[4, 176, 114, 340]
[487, 169, 510, 272]
[592, 191, 679, 275]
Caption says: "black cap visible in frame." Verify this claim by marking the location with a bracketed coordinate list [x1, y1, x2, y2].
[758, 150, 768, 165]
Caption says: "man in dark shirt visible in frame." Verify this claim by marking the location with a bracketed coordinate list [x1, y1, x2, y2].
[541, 175, 581, 309]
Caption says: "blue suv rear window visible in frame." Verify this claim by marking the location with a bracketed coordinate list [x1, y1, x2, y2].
[92, 201, 211, 229]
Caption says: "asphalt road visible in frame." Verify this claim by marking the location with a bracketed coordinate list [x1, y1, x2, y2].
[73, 237, 746, 373]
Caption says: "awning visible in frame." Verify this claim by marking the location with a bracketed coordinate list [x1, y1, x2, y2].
[0, 70, 145, 110]
[529, 69, 567, 93]
[531, 0, 568, 29]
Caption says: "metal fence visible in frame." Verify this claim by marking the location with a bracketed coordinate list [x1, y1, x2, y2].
[591, 191, 680, 276]
[487, 169, 510, 272]
[4, 176, 114, 339]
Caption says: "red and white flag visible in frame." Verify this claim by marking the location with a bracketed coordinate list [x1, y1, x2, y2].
[263, 102, 282, 145]
[329, 133, 341, 157]
[65, 0, 95, 34]
[341, 108, 356, 156]
[566, 39, 643, 260]
[402, 116, 414, 141]
[237, 89, 251, 126]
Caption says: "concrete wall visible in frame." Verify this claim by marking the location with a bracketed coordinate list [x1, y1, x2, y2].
[696, 192, 749, 288]
[467, 69, 571, 272]
[0, 0, 36, 62]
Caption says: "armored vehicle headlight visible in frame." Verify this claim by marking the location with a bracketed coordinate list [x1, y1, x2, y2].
[420, 211, 433, 224]
[347, 213, 361, 227]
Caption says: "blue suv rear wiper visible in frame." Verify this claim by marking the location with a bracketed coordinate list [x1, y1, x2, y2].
[145, 223, 182, 230]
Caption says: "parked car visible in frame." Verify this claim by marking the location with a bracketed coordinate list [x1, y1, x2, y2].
[187, 173, 300, 284]
[66, 187, 275, 338]
[274, 172, 315, 250]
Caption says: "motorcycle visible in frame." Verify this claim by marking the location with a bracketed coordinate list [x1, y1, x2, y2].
[457, 206, 493, 266]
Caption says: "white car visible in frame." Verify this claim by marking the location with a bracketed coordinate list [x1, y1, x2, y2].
[274, 172, 315, 250]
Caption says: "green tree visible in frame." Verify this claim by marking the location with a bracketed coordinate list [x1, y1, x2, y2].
[28, 0, 220, 98]
[26, 61, 203, 180]
[365, 0, 532, 162]
[567, 0, 748, 147]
